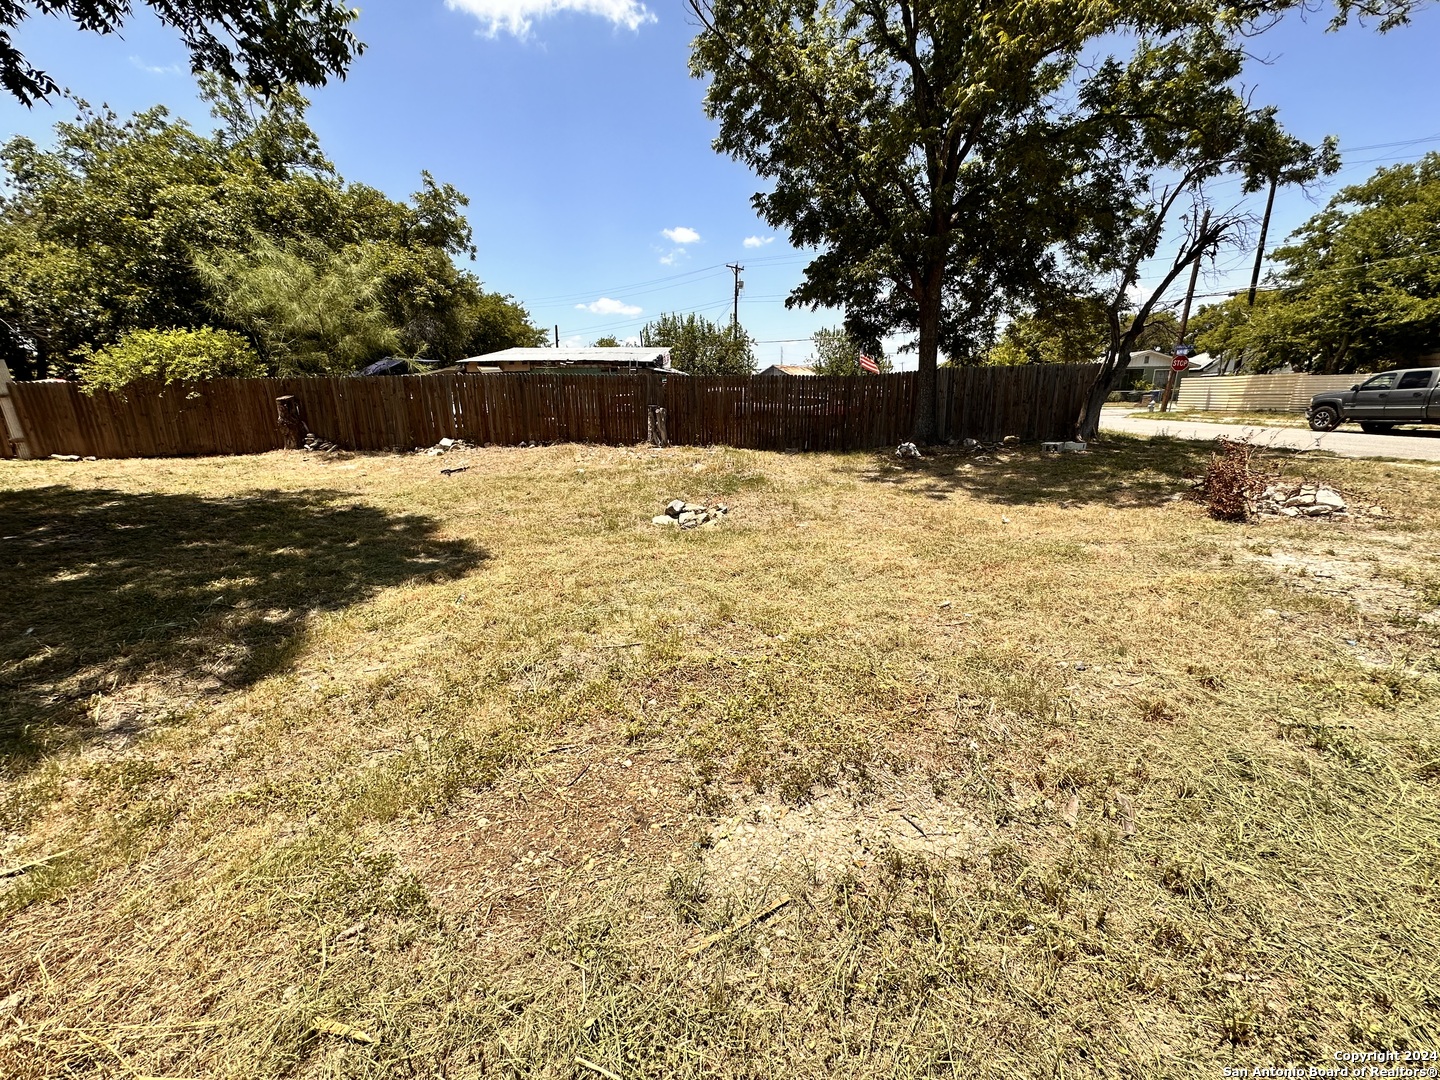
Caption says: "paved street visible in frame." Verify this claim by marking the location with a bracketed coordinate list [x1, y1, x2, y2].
[1100, 411, 1440, 462]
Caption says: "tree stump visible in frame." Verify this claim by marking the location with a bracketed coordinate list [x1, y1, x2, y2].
[647, 405, 668, 447]
[276, 395, 306, 450]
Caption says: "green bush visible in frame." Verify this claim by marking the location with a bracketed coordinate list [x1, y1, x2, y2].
[80, 328, 265, 392]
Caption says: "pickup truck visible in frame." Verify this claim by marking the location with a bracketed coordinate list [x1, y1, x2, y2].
[1308, 367, 1440, 433]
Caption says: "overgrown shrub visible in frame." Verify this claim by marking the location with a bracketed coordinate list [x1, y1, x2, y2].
[80, 328, 264, 392]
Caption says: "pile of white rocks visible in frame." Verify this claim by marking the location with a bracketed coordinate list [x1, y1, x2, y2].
[1254, 483, 1348, 518]
[420, 437, 472, 456]
[652, 499, 730, 529]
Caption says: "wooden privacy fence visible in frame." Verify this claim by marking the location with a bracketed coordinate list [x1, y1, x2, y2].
[1174, 373, 1361, 414]
[1, 364, 1098, 460]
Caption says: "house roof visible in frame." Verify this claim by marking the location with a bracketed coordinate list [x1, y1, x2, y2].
[459, 347, 672, 369]
[757, 364, 818, 376]
[1126, 349, 1220, 372]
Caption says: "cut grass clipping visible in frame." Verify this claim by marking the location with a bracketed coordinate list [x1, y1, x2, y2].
[1, 436, 1439, 1078]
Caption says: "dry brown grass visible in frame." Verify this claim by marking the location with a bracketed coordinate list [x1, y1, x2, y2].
[1, 436, 1438, 1078]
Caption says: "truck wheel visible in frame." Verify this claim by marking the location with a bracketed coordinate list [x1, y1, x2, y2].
[1359, 422, 1394, 434]
[1309, 406, 1340, 432]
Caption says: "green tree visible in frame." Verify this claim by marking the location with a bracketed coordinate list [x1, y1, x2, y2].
[1190, 292, 1281, 370]
[1255, 155, 1439, 372]
[592, 335, 622, 348]
[639, 313, 756, 375]
[80, 327, 263, 391]
[988, 297, 1109, 367]
[196, 240, 400, 375]
[809, 326, 889, 374]
[0, 1, 363, 107]
[0, 82, 542, 378]
[690, 0, 1104, 440]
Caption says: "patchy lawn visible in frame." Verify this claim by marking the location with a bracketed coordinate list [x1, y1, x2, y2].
[1, 437, 1438, 1079]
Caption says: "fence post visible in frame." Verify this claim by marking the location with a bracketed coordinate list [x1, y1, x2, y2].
[0, 359, 32, 459]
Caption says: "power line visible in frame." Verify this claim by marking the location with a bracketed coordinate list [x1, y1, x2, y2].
[525, 263, 728, 305]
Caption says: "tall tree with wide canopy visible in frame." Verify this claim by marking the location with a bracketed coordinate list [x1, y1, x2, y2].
[689, 0, 1111, 441]
[0, 1, 363, 106]
[689, 0, 1387, 442]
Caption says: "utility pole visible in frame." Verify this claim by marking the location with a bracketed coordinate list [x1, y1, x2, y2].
[726, 263, 744, 339]
[554, 325, 559, 349]
[1160, 208, 1210, 412]
[1247, 175, 1278, 308]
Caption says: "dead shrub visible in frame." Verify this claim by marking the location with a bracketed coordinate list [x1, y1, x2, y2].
[1197, 439, 1266, 521]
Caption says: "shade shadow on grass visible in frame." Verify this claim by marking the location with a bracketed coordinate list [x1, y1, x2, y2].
[853, 434, 1279, 506]
[0, 486, 484, 770]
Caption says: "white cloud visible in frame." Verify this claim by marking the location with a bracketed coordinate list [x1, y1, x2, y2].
[658, 250, 682, 266]
[576, 297, 642, 317]
[129, 56, 183, 76]
[662, 226, 701, 245]
[743, 235, 775, 249]
[447, 0, 654, 37]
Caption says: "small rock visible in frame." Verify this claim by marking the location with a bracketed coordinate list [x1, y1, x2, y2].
[896, 442, 921, 459]
[652, 515, 677, 527]
[1314, 488, 1346, 510]
[962, 438, 979, 450]
[1002, 435, 1020, 447]
[1060, 793, 1080, 828]
[1302, 504, 1334, 517]
[665, 500, 686, 517]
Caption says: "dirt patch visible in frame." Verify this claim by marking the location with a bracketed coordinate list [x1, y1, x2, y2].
[391, 746, 700, 926]
[1244, 544, 1440, 623]
[702, 772, 988, 896]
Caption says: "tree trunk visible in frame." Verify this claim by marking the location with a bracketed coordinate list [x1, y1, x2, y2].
[912, 278, 942, 444]
[1076, 336, 1140, 442]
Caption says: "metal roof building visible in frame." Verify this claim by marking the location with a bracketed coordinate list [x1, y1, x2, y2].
[456, 347, 677, 374]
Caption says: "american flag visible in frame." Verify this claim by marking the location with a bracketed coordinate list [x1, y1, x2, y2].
[858, 353, 881, 375]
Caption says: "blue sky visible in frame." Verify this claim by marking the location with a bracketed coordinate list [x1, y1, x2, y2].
[1, 0, 1437, 368]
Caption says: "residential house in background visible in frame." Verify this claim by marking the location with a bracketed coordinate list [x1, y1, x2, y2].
[454, 347, 678, 374]
[755, 364, 817, 377]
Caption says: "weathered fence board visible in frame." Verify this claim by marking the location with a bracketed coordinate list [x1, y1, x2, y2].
[3, 365, 1097, 460]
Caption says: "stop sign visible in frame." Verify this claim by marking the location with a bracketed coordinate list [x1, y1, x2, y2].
[1171, 355, 1190, 372]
